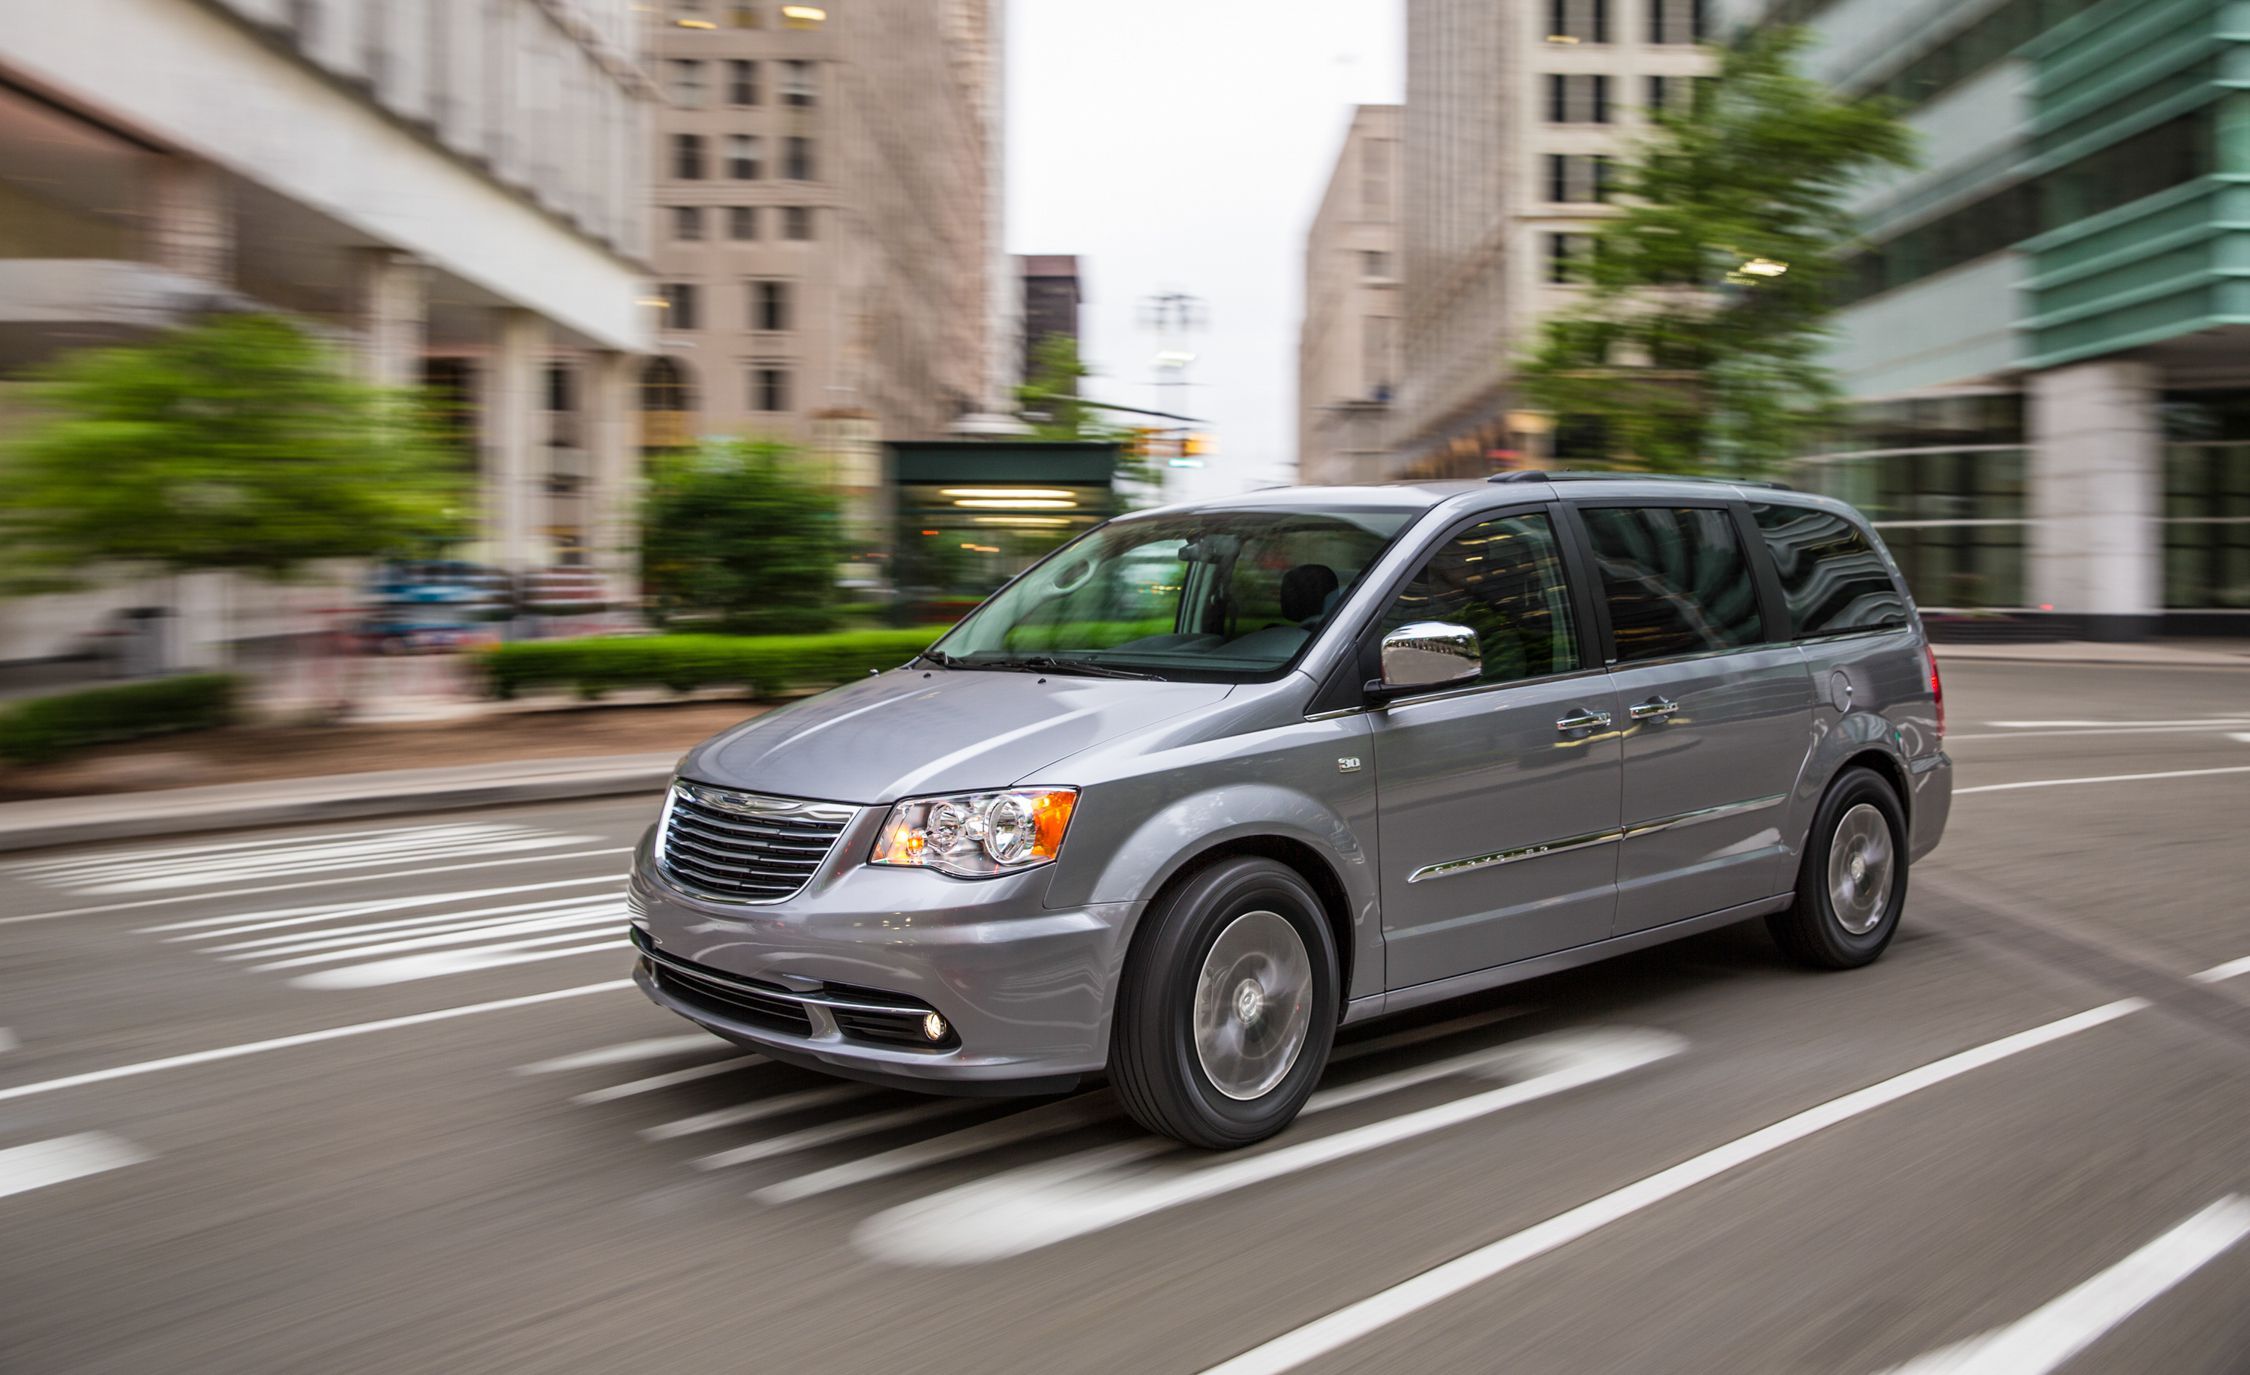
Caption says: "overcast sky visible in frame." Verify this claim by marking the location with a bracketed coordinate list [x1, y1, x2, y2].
[1006, 0, 1405, 502]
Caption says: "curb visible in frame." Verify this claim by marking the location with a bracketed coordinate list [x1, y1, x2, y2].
[0, 754, 675, 855]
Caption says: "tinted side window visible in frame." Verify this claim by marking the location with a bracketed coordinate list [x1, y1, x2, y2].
[1379, 512, 1581, 685]
[1580, 505, 1764, 662]
[1750, 503, 1909, 638]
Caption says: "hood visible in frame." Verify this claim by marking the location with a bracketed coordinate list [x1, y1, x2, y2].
[677, 668, 1234, 804]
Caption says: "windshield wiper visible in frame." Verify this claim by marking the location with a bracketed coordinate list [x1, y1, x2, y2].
[979, 655, 1168, 682]
[912, 649, 965, 669]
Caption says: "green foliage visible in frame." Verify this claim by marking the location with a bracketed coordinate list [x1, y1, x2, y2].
[1014, 334, 1158, 500]
[0, 314, 467, 592]
[0, 674, 241, 766]
[639, 439, 847, 634]
[476, 629, 942, 701]
[1519, 28, 1918, 475]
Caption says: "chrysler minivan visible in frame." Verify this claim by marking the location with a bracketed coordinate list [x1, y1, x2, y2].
[627, 473, 1951, 1148]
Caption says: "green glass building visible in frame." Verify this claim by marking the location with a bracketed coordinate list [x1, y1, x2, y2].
[1733, 0, 2250, 635]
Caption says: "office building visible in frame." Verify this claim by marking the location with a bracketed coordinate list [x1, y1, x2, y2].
[0, 0, 655, 662]
[1018, 253, 1083, 385]
[1298, 105, 1402, 486]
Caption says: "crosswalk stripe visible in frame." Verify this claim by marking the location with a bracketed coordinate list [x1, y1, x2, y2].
[4, 822, 515, 875]
[0, 1133, 149, 1200]
[290, 938, 632, 990]
[643, 1082, 878, 1141]
[142, 875, 622, 937]
[207, 893, 626, 954]
[245, 907, 624, 970]
[517, 1036, 727, 1075]
[573, 1056, 768, 1105]
[757, 1092, 1121, 1203]
[696, 1098, 988, 1170]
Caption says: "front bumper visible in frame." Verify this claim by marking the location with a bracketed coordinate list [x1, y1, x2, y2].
[628, 825, 1139, 1094]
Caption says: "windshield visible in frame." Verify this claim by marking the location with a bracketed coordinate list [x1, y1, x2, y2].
[931, 507, 1415, 681]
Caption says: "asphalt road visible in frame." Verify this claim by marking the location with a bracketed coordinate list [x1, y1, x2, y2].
[3, 659, 2248, 1374]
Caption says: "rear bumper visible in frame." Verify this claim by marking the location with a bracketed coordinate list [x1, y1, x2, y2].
[1908, 750, 1952, 861]
[629, 827, 1139, 1093]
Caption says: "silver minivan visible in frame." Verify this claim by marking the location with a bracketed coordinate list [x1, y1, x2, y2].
[628, 473, 1951, 1147]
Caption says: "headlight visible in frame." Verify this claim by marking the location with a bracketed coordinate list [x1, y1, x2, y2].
[868, 788, 1078, 878]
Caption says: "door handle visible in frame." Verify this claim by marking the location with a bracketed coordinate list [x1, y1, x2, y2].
[1630, 696, 1681, 722]
[1555, 707, 1613, 733]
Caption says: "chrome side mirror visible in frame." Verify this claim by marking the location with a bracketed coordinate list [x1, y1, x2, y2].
[1379, 621, 1481, 692]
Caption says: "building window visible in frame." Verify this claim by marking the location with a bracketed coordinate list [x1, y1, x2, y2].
[1361, 137, 1390, 218]
[784, 136, 815, 181]
[730, 2, 759, 26]
[642, 356, 696, 412]
[666, 59, 707, 109]
[1547, 153, 1612, 203]
[1548, 0, 1609, 43]
[751, 365, 791, 412]
[780, 59, 817, 107]
[1648, 0, 1708, 44]
[1548, 233, 1596, 284]
[1360, 250, 1394, 280]
[659, 283, 700, 330]
[728, 59, 760, 105]
[750, 279, 794, 332]
[672, 133, 706, 181]
[728, 134, 763, 180]
[671, 206, 704, 241]
[729, 206, 759, 240]
[783, 206, 814, 240]
[1362, 315, 1394, 396]
[1647, 74, 1714, 116]
[1547, 74, 1611, 124]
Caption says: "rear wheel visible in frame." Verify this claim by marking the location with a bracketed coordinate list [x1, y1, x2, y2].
[1111, 857, 1338, 1149]
[1768, 766, 1908, 969]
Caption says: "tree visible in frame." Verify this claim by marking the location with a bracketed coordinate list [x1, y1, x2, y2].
[1014, 334, 1161, 499]
[0, 313, 467, 592]
[639, 438, 845, 634]
[1519, 28, 1916, 475]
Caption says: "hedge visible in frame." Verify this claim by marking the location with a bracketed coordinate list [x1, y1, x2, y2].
[0, 673, 243, 766]
[477, 630, 944, 701]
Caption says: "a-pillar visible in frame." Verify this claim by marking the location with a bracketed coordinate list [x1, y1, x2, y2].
[355, 250, 427, 388]
[480, 310, 548, 577]
[582, 349, 642, 616]
[2027, 359, 2163, 641]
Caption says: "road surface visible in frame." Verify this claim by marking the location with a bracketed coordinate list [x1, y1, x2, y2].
[3, 659, 2247, 1373]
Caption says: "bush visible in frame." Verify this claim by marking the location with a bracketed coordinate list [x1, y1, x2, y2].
[477, 630, 943, 701]
[640, 441, 847, 634]
[0, 673, 242, 766]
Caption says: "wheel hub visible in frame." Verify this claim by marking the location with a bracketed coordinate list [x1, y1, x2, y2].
[1233, 978, 1266, 1025]
[1192, 910, 1313, 1102]
[1827, 802, 1895, 936]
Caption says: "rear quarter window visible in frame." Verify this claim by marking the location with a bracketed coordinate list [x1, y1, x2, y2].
[1750, 503, 1910, 638]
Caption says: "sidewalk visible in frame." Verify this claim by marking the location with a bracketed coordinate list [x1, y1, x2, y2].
[0, 752, 675, 855]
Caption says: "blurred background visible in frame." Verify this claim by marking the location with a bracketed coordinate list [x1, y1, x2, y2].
[3, 3, 2249, 1373]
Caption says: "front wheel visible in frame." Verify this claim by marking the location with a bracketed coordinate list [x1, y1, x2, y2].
[1111, 857, 1339, 1149]
[1768, 766, 1908, 969]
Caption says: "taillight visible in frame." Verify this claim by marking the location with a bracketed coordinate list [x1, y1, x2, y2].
[1926, 644, 1945, 740]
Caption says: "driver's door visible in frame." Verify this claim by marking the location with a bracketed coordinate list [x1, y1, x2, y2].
[1369, 509, 1623, 989]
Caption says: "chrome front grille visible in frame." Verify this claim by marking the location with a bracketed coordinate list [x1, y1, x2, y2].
[657, 783, 857, 902]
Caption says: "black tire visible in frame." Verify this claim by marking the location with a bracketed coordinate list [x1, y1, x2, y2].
[1767, 766, 1909, 970]
[1111, 856, 1339, 1149]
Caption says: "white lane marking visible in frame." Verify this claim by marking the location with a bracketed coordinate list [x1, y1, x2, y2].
[247, 905, 624, 970]
[0, 848, 633, 928]
[2193, 954, 2250, 983]
[1190, 999, 2147, 1375]
[69, 836, 590, 895]
[2232, 732, 2250, 745]
[642, 1082, 878, 1140]
[697, 1097, 991, 1169]
[1957, 765, 2250, 796]
[750, 1011, 1534, 1206]
[146, 875, 624, 937]
[0, 1133, 149, 1200]
[571, 1055, 767, 1105]
[1875, 1195, 2250, 1375]
[857, 1027, 1685, 1267]
[289, 938, 631, 989]
[517, 1036, 724, 1075]
[15, 824, 602, 896]
[14, 823, 538, 875]
[1984, 718, 2250, 730]
[4, 821, 515, 874]
[0, 980, 633, 1104]
[757, 1092, 1123, 1204]
[211, 895, 626, 956]
[1950, 725, 2250, 742]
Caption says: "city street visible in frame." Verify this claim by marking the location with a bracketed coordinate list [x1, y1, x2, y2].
[2, 658, 2247, 1374]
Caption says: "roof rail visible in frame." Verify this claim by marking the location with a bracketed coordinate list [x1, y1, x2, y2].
[1485, 469, 1792, 491]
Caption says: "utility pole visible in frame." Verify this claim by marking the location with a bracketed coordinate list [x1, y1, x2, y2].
[1138, 291, 1207, 489]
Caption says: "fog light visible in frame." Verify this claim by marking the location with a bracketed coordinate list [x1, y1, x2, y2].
[922, 1011, 949, 1043]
